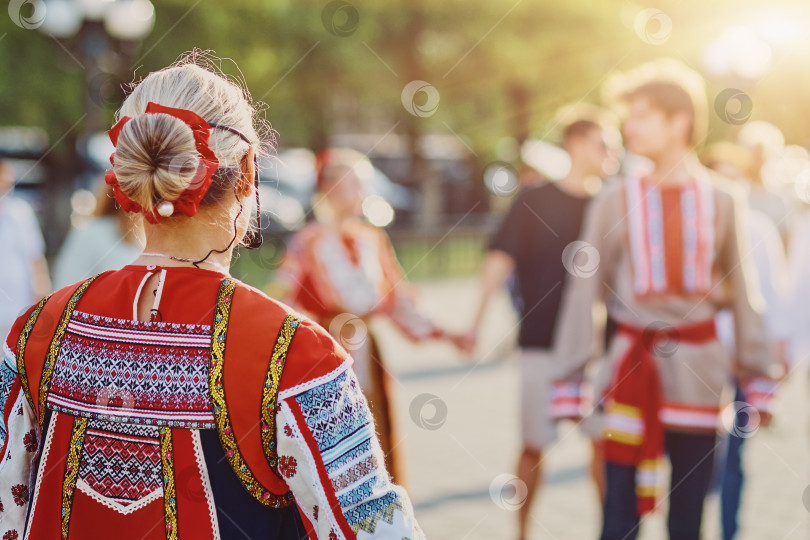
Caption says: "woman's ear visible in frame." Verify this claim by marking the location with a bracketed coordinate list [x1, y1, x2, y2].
[238, 147, 256, 197]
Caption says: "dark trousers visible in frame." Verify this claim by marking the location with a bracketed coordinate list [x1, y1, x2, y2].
[720, 386, 746, 540]
[600, 431, 718, 540]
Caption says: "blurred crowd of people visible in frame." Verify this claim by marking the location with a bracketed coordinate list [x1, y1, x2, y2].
[462, 59, 805, 540]
[0, 56, 808, 539]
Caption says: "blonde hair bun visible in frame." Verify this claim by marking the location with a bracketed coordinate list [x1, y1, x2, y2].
[113, 112, 201, 210]
[110, 51, 272, 217]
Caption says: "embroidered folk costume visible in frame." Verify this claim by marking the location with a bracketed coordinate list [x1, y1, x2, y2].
[0, 101, 422, 539]
[552, 173, 777, 514]
[278, 220, 443, 485]
[0, 266, 422, 540]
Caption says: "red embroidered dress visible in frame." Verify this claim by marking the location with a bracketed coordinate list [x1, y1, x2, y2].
[0, 266, 423, 539]
[278, 221, 443, 485]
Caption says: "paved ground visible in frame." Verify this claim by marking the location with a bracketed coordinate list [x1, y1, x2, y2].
[374, 277, 810, 540]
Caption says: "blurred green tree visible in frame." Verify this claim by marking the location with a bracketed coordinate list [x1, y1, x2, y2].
[3, 0, 810, 187]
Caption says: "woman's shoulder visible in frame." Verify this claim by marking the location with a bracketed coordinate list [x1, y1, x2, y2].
[231, 280, 350, 394]
[3, 276, 103, 356]
[278, 315, 352, 397]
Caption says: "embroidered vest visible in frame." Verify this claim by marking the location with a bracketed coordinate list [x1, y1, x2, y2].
[14, 275, 301, 517]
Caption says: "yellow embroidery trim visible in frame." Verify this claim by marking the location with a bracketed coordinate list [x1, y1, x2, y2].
[160, 426, 178, 540]
[38, 276, 99, 429]
[260, 314, 300, 482]
[15, 294, 51, 415]
[638, 458, 661, 472]
[352, 499, 408, 534]
[208, 278, 293, 508]
[603, 401, 644, 445]
[603, 428, 643, 446]
[607, 402, 642, 418]
[636, 457, 661, 498]
[637, 484, 658, 497]
[61, 416, 88, 539]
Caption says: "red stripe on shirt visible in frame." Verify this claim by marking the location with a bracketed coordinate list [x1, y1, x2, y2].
[286, 397, 356, 540]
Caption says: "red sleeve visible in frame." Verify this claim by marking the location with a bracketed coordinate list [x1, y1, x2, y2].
[5, 302, 41, 354]
[278, 317, 350, 394]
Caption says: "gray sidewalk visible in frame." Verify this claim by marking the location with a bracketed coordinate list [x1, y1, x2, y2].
[377, 277, 810, 540]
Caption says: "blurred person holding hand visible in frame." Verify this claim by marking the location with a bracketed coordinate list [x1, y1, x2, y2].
[461, 107, 616, 540]
[275, 147, 464, 487]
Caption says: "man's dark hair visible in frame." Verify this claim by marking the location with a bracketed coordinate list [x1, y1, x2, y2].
[562, 119, 601, 147]
[623, 80, 703, 145]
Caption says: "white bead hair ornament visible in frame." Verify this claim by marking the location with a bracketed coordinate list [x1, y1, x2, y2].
[157, 201, 175, 217]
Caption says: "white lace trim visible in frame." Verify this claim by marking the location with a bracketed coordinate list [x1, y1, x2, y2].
[24, 405, 56, 540]
[277, 357, 353, 400]
[191, 430, 220, 539]
[75, 479, 163, 515]
[279, 401, 346, 540]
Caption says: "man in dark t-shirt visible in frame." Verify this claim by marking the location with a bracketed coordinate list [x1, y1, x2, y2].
[492, 182, 591, 346]
[462, 117, 613, 540]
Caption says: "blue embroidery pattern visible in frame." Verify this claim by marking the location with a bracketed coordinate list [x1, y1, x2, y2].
[0, 349, 19, 445]
[295, 369, 412, 534]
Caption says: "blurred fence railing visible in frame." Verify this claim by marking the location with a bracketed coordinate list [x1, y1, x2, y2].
[389, 226, 487, 281]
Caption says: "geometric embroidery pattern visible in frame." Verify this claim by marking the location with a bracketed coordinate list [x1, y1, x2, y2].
[42, 276, 99, 431]
[47, 310, 214, 429]
[277, 455, 297, 479]
[332, 455, 377, 491]
[0, 350, 18, 446]
[294, 369, 408, 534]
[294, 371, 371, 462]
[77, 419, 161, 505]
[345, 492, 407, 535]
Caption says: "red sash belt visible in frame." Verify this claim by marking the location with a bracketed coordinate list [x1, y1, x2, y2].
[604, 318, 716, 515]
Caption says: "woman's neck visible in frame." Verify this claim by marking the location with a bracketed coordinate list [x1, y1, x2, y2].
[327, 211, 362, 229]
[117, 213, 145, 248]
[133, 214, 238, 273]
[136, 245, 232, 273]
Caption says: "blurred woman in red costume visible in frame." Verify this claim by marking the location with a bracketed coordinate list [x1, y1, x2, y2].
[277, 148, 462, 486]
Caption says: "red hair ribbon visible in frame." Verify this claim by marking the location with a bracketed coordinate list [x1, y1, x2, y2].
[104, 101, 220, 224]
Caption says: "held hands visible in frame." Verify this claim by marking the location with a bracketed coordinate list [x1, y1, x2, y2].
[454, 329, 477, 356]
[549, 379, 588, 423]
[433, 327, 477, 359]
